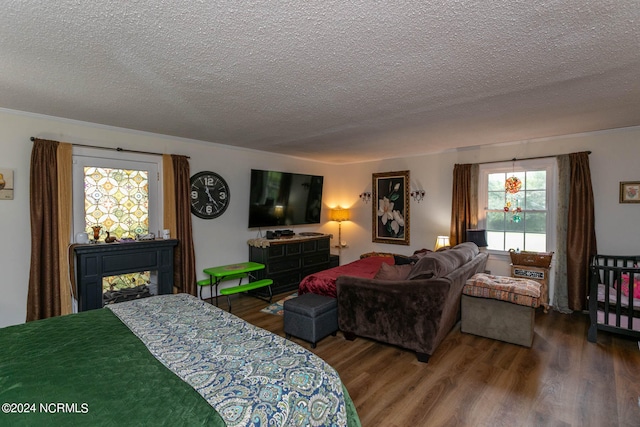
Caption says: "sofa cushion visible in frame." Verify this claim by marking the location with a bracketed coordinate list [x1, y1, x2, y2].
[408, 252, 456, 280]
[450, 242, 479, 262]
[407, 242, 479, 280]
[374, 263, 412, 281]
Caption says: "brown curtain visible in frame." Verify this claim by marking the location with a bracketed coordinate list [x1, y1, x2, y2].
[56, 143, 73, 315]
[450, 163, 478, 246]
[566, 151, 597, 311]
[27, 139, 61, 321]
[171, 155, 197, 295]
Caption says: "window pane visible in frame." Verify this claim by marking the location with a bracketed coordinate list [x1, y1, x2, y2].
[487, 231, 505, 251]
[505, 232, 524, 251]
[488, 191, 506, 210]
[84, 167, 149, 239]
[525, 190, 546, 210]
[487, 211, 505, 231]
[526, 171, 546, 190]
[525, 233, 546, 252]
[505, 216, 525, 232]
[525, 212, 547, 233]
[488, 173, 506, 191]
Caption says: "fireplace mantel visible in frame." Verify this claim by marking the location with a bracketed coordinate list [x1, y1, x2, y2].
[74, 239, 178, 311]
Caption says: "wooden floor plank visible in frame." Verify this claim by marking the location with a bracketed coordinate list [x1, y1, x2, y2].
[220, 292, 640, 427]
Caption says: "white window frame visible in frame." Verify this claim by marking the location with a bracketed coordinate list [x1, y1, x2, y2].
[72, 147, 163, 240]
[478, 158, 557, 256]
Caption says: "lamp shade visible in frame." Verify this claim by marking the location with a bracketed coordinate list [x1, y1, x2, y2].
[466, 229, 488, 247]
[329, 207, 350, 222]
[434, 235, 450, 251]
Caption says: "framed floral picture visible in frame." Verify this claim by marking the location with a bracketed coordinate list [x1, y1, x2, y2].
[372, 170, 410, 245]
[619, 181, 640, 203]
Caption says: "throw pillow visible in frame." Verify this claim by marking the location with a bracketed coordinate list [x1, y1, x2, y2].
[619, 271, 640, 299]
[374, 263, 412, 281]
[394, 254, 415, 265]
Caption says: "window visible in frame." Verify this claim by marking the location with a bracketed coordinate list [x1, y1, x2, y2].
[479, 158, 556, 253]
[72, 148, 163, 298]
[72, 148, 161, 239]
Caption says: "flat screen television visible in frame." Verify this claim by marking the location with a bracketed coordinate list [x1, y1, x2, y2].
[248, 169, 324, 228]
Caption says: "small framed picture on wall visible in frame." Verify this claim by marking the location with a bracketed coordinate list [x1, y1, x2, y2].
[619, 181, 640, 203]
[0, 168, 14, 200]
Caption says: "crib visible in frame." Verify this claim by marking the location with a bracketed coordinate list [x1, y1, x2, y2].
[587, 254, 640, 342]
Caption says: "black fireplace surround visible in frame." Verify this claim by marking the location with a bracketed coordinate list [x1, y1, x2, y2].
[74, 239, 177, 311]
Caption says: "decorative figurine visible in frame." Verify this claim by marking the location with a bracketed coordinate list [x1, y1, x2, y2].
[91, 225, 102, 242]
[104, 231, 117, 243]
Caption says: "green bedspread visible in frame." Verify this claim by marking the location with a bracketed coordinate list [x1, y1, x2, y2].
[0, 305, 360, 426]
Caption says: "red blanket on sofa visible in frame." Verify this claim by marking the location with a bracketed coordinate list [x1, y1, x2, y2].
[298, 256, 394, 298]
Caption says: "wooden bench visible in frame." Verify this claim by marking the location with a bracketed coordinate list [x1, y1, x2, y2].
[220, 279, 273, 312]
[196, 272, 247, 303]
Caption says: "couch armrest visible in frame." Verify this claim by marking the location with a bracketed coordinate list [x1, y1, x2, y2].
[336, 276, 451, 355]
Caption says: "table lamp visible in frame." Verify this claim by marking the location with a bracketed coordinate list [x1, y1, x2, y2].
[330, 207, 350, 249]
[434, 235, 450, 251]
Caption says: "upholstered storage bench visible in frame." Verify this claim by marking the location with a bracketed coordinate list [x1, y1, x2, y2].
[461, 273, 541, 347]
[283, 293, 338, 348]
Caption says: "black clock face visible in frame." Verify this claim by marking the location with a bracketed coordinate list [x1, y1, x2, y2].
[190, 171, 230, 219]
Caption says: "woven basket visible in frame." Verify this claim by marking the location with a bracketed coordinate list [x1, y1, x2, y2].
[509, 250, 554, 268]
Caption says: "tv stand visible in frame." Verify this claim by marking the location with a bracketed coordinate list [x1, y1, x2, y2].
[247, 234, 330, 296]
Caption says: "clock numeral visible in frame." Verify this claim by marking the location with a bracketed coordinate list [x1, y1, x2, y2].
[205, 205, 213, 214]
[191, 190, 198, 199]
[219, 192, 227, 200]
[205, 177, 215, 186]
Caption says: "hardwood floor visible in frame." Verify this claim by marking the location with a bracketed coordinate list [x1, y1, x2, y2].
[220, 292, 640, 427]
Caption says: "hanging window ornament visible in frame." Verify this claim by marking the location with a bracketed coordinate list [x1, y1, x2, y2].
[512, 204, 522, 223]
[505, 176, 522, 194]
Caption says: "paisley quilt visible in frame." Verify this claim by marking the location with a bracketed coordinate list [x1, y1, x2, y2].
[109, 294, 349, 426]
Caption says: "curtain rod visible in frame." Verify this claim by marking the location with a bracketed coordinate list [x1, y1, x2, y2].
[29, 136, 189, 159]
[478, 151, 591, 165]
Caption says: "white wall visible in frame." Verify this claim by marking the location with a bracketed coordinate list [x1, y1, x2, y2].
[1, 107, 639, 327]
[0, 109, 333, 327]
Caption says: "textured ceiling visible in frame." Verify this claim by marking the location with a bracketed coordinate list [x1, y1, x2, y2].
[2, 1, 639, 164]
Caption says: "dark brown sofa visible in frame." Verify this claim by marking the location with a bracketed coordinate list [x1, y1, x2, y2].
[336, 242, 488, 362]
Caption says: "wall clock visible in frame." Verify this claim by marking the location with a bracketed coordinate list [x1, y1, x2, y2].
[190, 171, 230, 219]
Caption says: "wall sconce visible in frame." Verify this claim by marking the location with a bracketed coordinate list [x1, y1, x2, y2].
[329, 207, 350, 251]
[410, 189, 425, 203]
[359, 192, 371, 203]
[434, 235, 450, 251]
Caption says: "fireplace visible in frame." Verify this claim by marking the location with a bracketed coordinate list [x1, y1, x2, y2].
[74, 239, 177, 311]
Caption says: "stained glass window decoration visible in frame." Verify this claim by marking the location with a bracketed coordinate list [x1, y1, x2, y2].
[83, 166, 151, 294]
[83, 167, 149, 239]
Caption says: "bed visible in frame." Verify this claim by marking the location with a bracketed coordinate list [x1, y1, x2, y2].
[0, 294, 360, 426]
[298, 255, 395, 298]
[588, 254, 640, 343]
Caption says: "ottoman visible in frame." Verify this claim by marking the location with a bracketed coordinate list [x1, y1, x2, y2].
[284, 293, 338, 348]
[461, 273, 541, 347]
